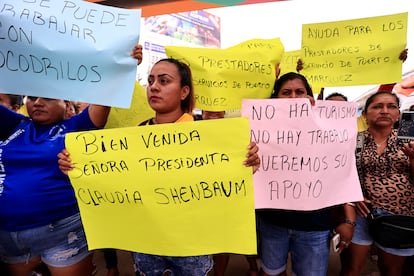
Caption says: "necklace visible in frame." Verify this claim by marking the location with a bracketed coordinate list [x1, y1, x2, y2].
[375, 138, 388, 147]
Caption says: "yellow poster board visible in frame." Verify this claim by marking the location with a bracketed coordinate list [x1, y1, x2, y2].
[279, 49, 301, 76]
[165, 38, 285, 111]
[65, 117, 256, 256]
[301, 12, 407, 87]
[105, 82, 155, 129]
[278, 50, 322, 95]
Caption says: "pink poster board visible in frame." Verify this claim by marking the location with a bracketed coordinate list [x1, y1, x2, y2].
[242, 98, 364, 210]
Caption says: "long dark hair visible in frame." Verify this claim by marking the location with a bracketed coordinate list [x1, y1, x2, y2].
[271, 72, 313, 98]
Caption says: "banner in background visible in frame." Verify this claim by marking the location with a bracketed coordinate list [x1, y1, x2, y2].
[144, 10, 221, 48]
[138, 10, 221, 82]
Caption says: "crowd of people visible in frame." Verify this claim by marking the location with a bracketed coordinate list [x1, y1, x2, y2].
[0, 42, 413, 276]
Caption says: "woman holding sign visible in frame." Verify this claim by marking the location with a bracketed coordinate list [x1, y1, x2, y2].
[343, 91, 414, 276]
[0, 46, 143, 276]
[127, 58, 259, 276]
[58, 58, 260, 276]
[0, 97, 110, 276]
[257, 72, 356, 276]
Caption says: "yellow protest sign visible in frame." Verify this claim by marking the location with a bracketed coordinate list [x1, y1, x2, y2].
[301, 12, 407, 87]
[105, 82, 155, 129]
[165, 38, 285, 111]
[279, 49, 301, 76]
[277, 50, 323, 95]
[65, 118, 256, 256]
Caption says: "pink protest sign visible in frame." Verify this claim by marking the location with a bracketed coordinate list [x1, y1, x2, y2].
[242, 98, 364, 210]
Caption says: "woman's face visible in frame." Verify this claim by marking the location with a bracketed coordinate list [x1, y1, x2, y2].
[147, 61, 189, 114]
[26, 97, 68, 125]
[363, 94, 400, 128]
[276, 78, 308, 98]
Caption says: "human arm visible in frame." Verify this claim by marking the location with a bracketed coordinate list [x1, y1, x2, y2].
[296, 58, 303, 72]
[131, 44, 143, 65]
[355, 198, 372, 218]
[0, 104, 27, 139]
[400, 48, 408, 62]
[57, 149, 73, 175]
[334, 203, 357, 253]
[87, 105, 110, 128]
[306, 95, 316, 106]
[275, 62, 281, 80]
[244, 142, 260, 173]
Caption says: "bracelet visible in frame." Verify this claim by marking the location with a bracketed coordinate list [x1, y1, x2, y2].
[345, 202, 356, 207]
[343, 218, 356, 227]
